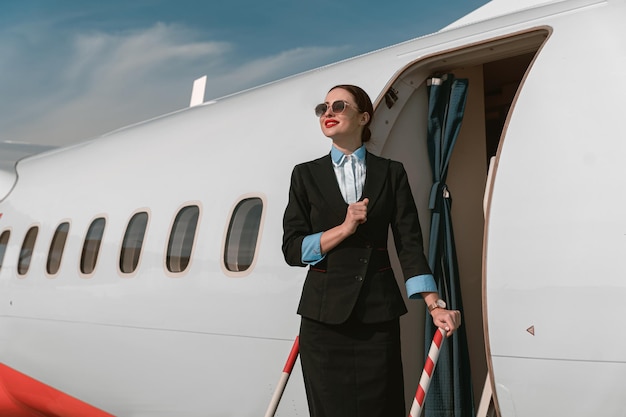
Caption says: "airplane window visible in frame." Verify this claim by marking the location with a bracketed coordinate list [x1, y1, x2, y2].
[0, 230, 10, 271]
[81, 217, 106, 275]
[18, 226, 39, 276]
[120, 212, 148, 274]
[224, 197, 263, 272]
[47, 222, 70, 276]
[167, 205, 199, 273]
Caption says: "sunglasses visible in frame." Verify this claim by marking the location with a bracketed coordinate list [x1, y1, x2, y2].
[314, 100, 359, 117]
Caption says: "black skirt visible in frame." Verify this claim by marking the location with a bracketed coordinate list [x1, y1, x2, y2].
[299, 316, 405, 417]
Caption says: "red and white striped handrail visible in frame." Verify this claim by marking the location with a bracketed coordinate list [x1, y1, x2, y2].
[264, 336, 300, 417]
[408, 327, 446, 417]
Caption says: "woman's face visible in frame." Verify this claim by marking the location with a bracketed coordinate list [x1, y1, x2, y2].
[318, 88, 368, 142]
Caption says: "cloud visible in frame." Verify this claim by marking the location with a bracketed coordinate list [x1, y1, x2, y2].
[203, 46, 349, 98]
[66, 23, 229, 89]
[0, 22, 346, 146]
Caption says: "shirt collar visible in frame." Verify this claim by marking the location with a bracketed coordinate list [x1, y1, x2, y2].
[331, 144, 366, 166]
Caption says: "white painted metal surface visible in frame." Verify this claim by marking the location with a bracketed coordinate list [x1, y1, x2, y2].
[189, 75, 207, 107]
[484, 0, 626, 415]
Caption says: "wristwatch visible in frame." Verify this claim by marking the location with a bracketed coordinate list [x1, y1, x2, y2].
[428, 299, 447, 312]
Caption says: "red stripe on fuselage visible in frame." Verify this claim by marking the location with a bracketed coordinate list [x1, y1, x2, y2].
[0, 363, 114, 417]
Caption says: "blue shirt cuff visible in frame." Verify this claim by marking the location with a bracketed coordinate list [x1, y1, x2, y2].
[301, 232, 325, 265]
[406, 274, 437, 299]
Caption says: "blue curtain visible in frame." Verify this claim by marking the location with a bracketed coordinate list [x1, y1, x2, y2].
[424, 74, 475, 417]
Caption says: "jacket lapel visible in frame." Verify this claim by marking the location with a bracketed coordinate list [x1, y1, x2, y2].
[308, 151, 390, 229]
[361, 151, 389, 213]
[308, 154, 349, 220]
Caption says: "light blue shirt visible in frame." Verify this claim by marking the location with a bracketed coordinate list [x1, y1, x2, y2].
[332, 144, 366, 204]
[301, 145, 436, 299]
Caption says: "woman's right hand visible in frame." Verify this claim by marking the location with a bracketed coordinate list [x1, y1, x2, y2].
[320, 198, 370, 254]
[343, 198, 369, 235]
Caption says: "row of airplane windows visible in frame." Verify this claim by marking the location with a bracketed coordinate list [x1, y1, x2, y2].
[0, 198, 264, 278]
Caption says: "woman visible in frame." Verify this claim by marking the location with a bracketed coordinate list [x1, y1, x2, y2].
[282, 85, 461, 417]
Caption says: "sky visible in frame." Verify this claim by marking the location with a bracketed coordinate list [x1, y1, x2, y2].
[0, 0, 490, 147]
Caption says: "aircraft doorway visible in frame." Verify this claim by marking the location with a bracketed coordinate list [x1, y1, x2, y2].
[368, 28, 549, 414]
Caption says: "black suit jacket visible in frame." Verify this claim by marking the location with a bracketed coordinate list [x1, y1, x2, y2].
[282, 151, 431, 324]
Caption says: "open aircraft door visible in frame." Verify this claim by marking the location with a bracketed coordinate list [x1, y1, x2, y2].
[482, 25, 626, 416]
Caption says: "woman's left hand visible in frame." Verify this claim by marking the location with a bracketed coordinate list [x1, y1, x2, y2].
[431, 308, 462, 337]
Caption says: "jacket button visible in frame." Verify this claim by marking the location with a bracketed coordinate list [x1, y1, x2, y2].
[355, 275, 363, 282]
[360, 258, 368, 264]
